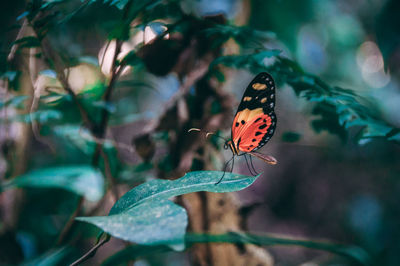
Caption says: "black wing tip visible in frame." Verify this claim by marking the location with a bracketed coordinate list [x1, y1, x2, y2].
[253, 72, 275, 84]
[256, 72, 274, 78]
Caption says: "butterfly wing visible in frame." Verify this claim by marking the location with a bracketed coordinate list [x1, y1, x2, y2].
[231, 72, 277, 153]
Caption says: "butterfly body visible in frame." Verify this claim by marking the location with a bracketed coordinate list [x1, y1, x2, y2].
[226, 72, 277, 163]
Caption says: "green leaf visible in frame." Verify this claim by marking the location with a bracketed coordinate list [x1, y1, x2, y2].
[52, 125, 96, 155]
[13, 36, 41, 48]
[22, 247, 72, 266]
[77, 200, 187, 250]
[109, 171, 259, 215]
[16, 110, 63, 123]
[212, 50, 281, 73]
[102, 244, 170, 266]
[108, 22, 130, 40]
[39, 69, 57, 78]
[387, 130, 400, 142]
[120, 50, 142, 66]
[2, 166, 104, 201]
[0, 95, 28, 109]
[281, 131, 301, 142]
[103, 232, 371, 266]
[77, 171, 258, 250]
[0, 71, 18, 82]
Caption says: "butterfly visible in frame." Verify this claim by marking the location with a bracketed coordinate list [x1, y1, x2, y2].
[190, 72, 277, 184]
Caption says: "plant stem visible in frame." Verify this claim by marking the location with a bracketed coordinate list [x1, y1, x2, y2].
[70, 234, 110, 266]
[56, 196, 84, 245]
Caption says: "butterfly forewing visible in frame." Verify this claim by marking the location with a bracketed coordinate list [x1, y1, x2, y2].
[231, 72, 277, 153]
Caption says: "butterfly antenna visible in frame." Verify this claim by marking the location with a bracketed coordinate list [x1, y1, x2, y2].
[188, 128, 228, 142]
[215, 155, 234, 185]
[249, 155, 259, 176]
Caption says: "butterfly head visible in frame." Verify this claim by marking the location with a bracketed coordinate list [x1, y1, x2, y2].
[225, 139, 239, 156]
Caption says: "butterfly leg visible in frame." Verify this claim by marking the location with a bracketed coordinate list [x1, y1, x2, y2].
[244, 153, 256, 176]
[215, 155, 234, 185]
[230, 155, 235, 173]
[249, 155, 259, 176]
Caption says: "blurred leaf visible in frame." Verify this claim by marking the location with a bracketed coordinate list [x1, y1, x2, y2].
[311, 102, 348, 141]
[2, 166, 104, 201]
[108, 22, 130, 40]
[22, 247, 72, 266]
[1, 71, 18, 82]
[39, 69, 57, 78]
[212, 50, 281, 73]
[78, 56, 99, 66]
[120, 50, 142, 67]
[102, 244, 169, 266]
[17, 11, 29, 21]
[109, 171, 259, 215]
[91, 0, 130, 10]
[17, 110, 63, 123]
[91, 101, 117, 113]
[0, 95, 28, 109]
[376, 0, 400, 71]
[103, 232, 371, 266]
[203, 24, 275, 49]
[77, 200, 187, 250]
[387, 130, 400, 142]
[216, 50, 399, 144]
[13, 36, 41, 48]
[148, 21, 167, 35]
[281, 132, 301, 142]
[52, 125, 96, 155]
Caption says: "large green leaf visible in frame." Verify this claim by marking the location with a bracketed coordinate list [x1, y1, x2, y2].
[2, 166, 104, 201]
[103, 232, 371, 266]
[109, 171, 259, 215]
[77, 200, 187, 250]
[76, 171, 258, 249]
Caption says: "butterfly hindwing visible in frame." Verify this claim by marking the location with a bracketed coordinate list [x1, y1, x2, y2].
[231, 72, 277, 153]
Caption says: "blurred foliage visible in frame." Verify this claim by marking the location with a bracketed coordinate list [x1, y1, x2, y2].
[104, 232, 370, 266]
[2, 166, 104, 201]
[0, 0, 399, 265]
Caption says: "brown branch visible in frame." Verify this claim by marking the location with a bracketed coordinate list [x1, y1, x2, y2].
[8, 19, 28, 62]
[16, 15, 93, 129]
[142, 60, 211, 136]
[91, 39, 124, 166]
[38, 37, 93, 128]
[70, 234, 110, 266]
[100, 148, 120, 202]
[56, 0, 134, 253]
[56, 196, 84, 245]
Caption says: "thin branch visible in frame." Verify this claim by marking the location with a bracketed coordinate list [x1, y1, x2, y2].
[77, 126, 135, 154]
[7, 19, 28, 62]
[38, 37, 93, 128]
[19, 15, 93, 128]
[56, 196, 84, 245]
[70, 234, 110, 266]
[100, 148, 119, 202]
[92, 39, 125, 165]
[143, 60, 211, 135]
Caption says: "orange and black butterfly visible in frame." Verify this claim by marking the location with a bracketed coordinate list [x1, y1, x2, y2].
[191, 72, 277, 183]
